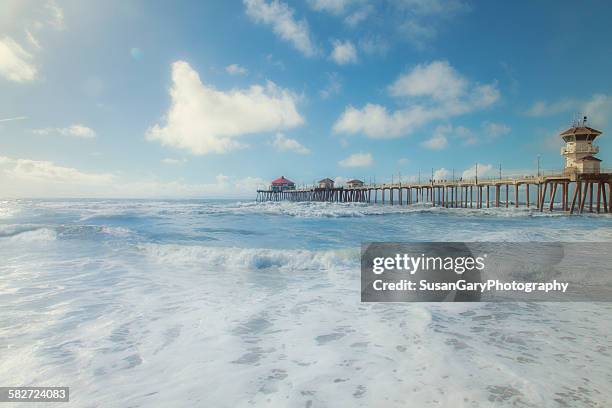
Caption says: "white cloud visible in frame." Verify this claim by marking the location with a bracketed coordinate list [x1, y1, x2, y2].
[358, 35, 389, 56]
[394, 0, 470, 49]
[25, 30, 41, 50]
[161, 158, 187, 165]
[0, 1, 67, 83]
[397, 0, 469, 16]
[389, 60, 466, 100]
[266, 54, 285, 70]
[338, 152, 373, 167]
[0, 116, 27, 123]
[330, 39, 357, 65]
[332, 176, 348, 186]
[482, 121, 511, 138]
[525, 94, 612, 128]
[319, 72, 342, 99]
[0, 155, 266, 198]
[244, 0, 318, 57]
[146, 61, 304, 155]
[424, 122, 511, 147]
[344, 6, 372, 26]
[334, 60, 499, 139]
[433, 168, 449, 180]
[462, 163, 494, 180]
[0, 37, 37, 82]
[423, 121, 510, 149]
[525, 98, 578, 117]
[333, 103, 432, 139]
[225, 64, 248, 75]
[33, 124, 96, 138]
[583, 94, 612, 128]
[421, 124, 450, 150]
[307, 0, 371, 27]
[234, 175, 268, 191]
[308, 0, 353, 14]
[272, 133, 310, 154]
[399, 19, 437, 50]
[454, 125, 477, 145]
[0, 156, 113, 185]
[45, 0, 65, 30]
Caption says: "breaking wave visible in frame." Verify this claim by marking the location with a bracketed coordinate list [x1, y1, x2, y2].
[4, 227, 58, 242]
[140, 243, 359, 272]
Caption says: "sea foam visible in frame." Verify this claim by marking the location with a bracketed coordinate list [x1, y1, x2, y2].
[0, 199, 611, 407]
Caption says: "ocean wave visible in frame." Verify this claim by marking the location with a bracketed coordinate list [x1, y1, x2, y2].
[0, 224, 55, 238]
[4, 227, 58, 242]
[0, 223, 134, 242]
[224, 201, 612, 219]
[140, 243, 359, 272]
[100, 226, 133, 237]
[9, 198, 612, 220]
[139, 242, 612, 287]
[0, 202, 20, 219]
[219, 201, 458, 218]
[474, 226, 612, 242]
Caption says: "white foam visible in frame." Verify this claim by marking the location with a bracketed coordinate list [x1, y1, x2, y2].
[4, 227, 57, 242]
[1, 199, 611, 407]
[0, 202, 19, 219]
[140, 243, 358, 273]
[100, 226, 132, 237]
[3, 243, 610, 406]
[228, 200, 612, 219]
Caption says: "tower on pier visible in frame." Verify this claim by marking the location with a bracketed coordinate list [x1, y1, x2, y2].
[560, 116, 603, 174]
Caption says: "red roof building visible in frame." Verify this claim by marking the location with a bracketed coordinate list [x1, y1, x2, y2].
[270, 176, 295, 191]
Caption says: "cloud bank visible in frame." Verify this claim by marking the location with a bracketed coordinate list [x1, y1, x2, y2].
[0, 155, 264, 198]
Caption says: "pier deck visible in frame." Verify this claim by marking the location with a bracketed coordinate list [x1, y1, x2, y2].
[257, 172, 612, 214]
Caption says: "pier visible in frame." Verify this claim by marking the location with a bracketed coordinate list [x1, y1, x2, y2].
[257, 121, 611, 214]
[257, 173, 612, 214]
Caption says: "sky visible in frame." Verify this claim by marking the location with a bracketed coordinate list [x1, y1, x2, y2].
[1, 0, 611, 198]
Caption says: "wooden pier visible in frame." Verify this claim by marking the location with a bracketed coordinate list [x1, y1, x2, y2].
[258, 122, 610, 214]
[257, 172, 612, 214]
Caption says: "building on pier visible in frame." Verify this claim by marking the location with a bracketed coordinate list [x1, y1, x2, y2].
[270, 176, 295, 191]
[560, 117, 603, 174]
[318, 178, 335, 189]
[346, 179, 364, 188]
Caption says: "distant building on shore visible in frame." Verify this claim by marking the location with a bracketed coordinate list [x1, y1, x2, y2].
[271, 176, 295, 191]
[318, 178, 335, 189]
[346, 179, 364, 188]
[560, 117, 603, 174]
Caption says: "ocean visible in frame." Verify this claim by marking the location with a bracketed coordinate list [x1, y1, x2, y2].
[1, 199, 611, 407]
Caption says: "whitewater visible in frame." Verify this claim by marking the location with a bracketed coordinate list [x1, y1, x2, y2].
[0, 199, 611, 407]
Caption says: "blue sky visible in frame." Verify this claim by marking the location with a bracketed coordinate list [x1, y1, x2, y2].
[1, 0, 611, 197]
